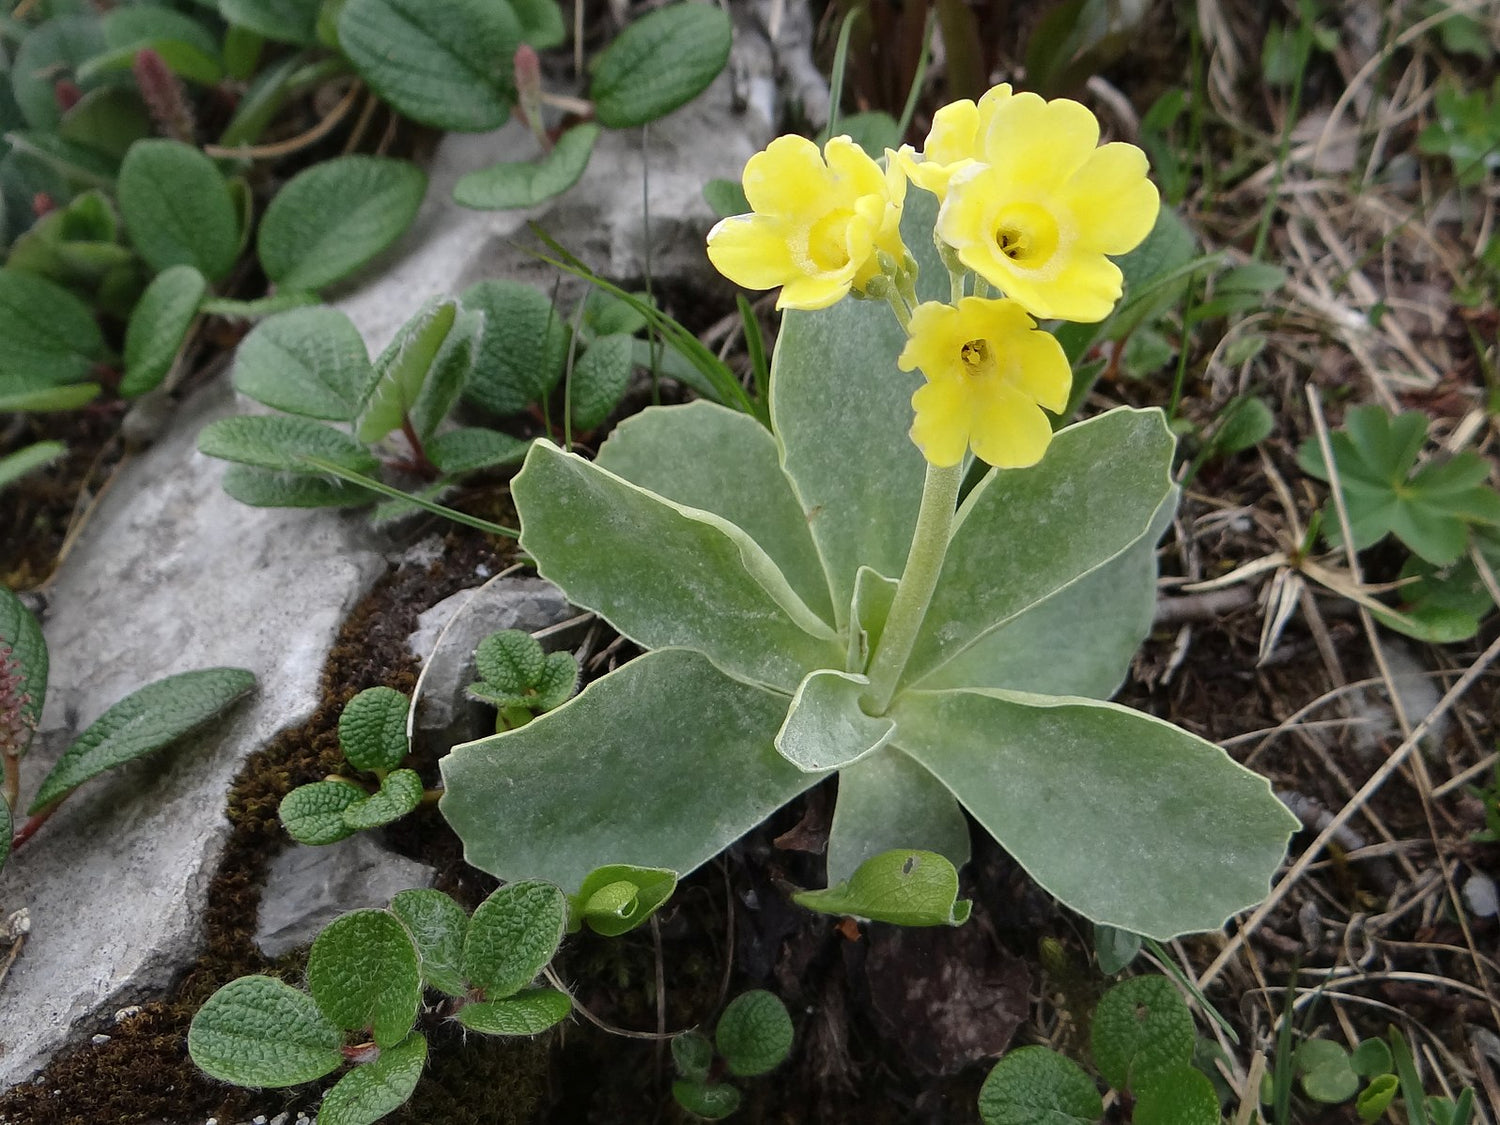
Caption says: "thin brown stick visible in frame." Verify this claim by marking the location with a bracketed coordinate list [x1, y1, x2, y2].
[205, 81, 362, 160]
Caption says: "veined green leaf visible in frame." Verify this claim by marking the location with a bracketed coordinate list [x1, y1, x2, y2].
[589, 3, 730, 129]
[318, 1032, 427, 1125]
[0, 585, 48, 749]
[793, 849, 971, 926]
[356, 299, 457, 442]
[197, 415, 380, 475]
[462, 881, 567, 1000]
[457, 989, 572, 1036]
[117, 140, 240, 280]
[306, 909, 421, 1048]
[391, 889, 468, 998]
[187, 975, 342, 1088]
[218, 0, 322, 45]
[231, 306, 376, 421]
[121, 265, 206, 397]
[0, 267, 105, 387]
[454, 123, 600, 210]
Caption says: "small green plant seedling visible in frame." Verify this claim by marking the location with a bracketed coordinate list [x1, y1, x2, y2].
[1418, 80, 1500, 186]
[567, 863, 677, 936]
[979, 975, 1218, 1125]
[279, 686, 427, 845]
[1276, 1035, 1397, 1120]
[792, 849, 971, 926]
[1299, 404, 1500, 567]
[467, 628, 579, 731]
[190, 882, 572, 1125]
[671, 990, 794, 1120]
[0, 585, 255, 870]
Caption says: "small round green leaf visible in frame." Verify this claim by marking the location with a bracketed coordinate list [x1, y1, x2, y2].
[474, 630, 546, 694]
[0, 267, 105, 388]
[1350, 1037, 1393, 1078]
[462, 880, 568, 1000]
[715, 990, 792, 1078]
[426, 428, 528, 475]
[461, 279, 567, 416]
[338, 686, 410, 772]
[188, 975, 343, 1088]
[589, 4, 731, 129]
[258, 156, 427, 292]
[318, 1032, 427, 1125]
[1133, 1064, 1221, 1125]
[567, 333, 634, 433]
[221, 465, 377, 509]
[30, 668, 255, 814]
[1090, 976, 1195, 1093]
[337, 0, 521, 131]
[672, 1080, 740, 1120]
[792, 850, 972, 927]
[453, 123, 601, 211]
[279, 780, 364, 845]
[307, 909, 422, 1048]
[456, 988, 572, 1036]
[391, 889, 469, 998]
[118, 140, 240, 281]
[12, 16, 106, 130]
[1297, 1040, 1359, 1104]
[121, 265, 206, 397]
[1357, 1074, 1399, 1122]
[977, 1046, 1103, 1125]
[219, 0, 322, 45]
[197, 416, 380, 476]
[572, 864, 677, 938]
[341, 769, 424, 831]
[1093, 924, 1142, 975]
[232, 307, 375, 421]
[671, 1030, 713, 1081]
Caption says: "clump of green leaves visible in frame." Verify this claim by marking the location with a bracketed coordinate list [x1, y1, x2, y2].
[1418, 80, 1500, 186]
[671, 990, 794, 1120]
[1298, 404, 1500, 641]
[0, 585, 254, 872]
[279, 686, 426, 845]
[190, 882, 572, 1125]
[978, 976, 1218, 1125]
[467, 628, 579, 731]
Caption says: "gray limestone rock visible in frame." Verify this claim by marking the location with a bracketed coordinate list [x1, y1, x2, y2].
[0, 378, 385, 1088]
[254, 836, 437, 959]
[407, 577, 578, 751]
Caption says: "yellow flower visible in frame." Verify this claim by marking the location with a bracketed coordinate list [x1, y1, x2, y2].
[895, 84, 1013, 200]
[898, 297, 1070, 469]
[706, 135, 907, 311]
[935, 92, 1159, 323]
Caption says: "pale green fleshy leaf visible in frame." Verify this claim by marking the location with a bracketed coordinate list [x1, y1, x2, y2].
[317, 1032, 427, 1125]
[846, 565, 899, 674]
[902, 408, 1174, 689]
[571, 865, 677, 936]
[911, 489, 1176, 697]
[890, 688, 1297, 939]
[441, 648, 818, 891]
[774, 669, 892, 772]
[512, 442, 842, 691]
[793, 849, 971, 926]
[596, 400, 835, 625]
[825, 744, 970, 885]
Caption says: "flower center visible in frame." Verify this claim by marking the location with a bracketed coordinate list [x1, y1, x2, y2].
[991, 202, 1059, 270]
[959, 338, 997, 380]
[805, 209, 854, 272]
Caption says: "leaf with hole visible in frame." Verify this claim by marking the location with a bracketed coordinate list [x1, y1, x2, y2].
[793, 849, 971, 926]
[589, 3, 731, 129]
[258, 156, 427, 292]
[307, 909, 422, 1047]
[30, 668, 255, 814]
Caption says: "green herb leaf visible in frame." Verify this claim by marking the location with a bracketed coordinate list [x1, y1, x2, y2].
[1357, 1074, 1399, 1122]
[702, 178, 750, 219]
[197, 416, 380, 476]
[0, 442, 67, 494]
[474, 630, 545, 694]
[977, 1045, 1103, 1125]
[671, 1030, 713, 1080]
[571, 864, 677, 937]
[356, 298, 458, 443]
[187, 975, 343, 1087]
[0, 267, 105, 388]
[1132, 1063, 1221, 1125]
[1093, 925, 1142, 975]
[121, 265, 206, 397]
[1091, 976, 1194, 1091]
[1350, 1037, 1393, 1078]
[426, 428, 528, 475]
[258, 156, 427, 292]
[510, 0, 566, 47]
[117, 140, 240, 281]
[220, 465, 377, 509]
[279, 779, 364, 845]
[454, 123, 601, 210]
[456, 988, 572, 1036]
[672, 1080, 741, 1120]
[342, 768, 423, 830]
[530, 652, 578, 712]
[0, 383, 101, 413]
[29, 668, 255, 814]
[318, 1032, 427, 1125]
[0, 585, 48, 751]
[231, 307, 376, 421]
[566, 331, 633, 433]
[390, 889, 469, 998]
[715, 990, 793, 1077]
[201, 291, 323, 320]
[218, 0, 322, 45]
[337, 0, 521, 131]
[409, 308, 481, 441]
[793, 849, 971, 926]
[12, 16, 106, 130]
[461, 279, 568, 417]
[306, 909, 422, 1047]
[589, 3, 731, 129]
[824, 745, 971, 886]
[462, 881, 567, 1000]
[338, 685, 410, 772]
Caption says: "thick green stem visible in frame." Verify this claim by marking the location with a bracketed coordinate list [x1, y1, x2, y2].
[862, 460, 963, 714]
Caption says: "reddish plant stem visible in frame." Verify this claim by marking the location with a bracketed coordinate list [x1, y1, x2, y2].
[10, 807, 53, 853]
[400, 416, 440, 480]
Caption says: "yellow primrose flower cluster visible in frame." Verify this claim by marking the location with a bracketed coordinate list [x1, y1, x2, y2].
[705, 85, 1159, 470]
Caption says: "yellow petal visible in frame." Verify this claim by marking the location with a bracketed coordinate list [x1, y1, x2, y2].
[706, 215, 800, 291]
[898, 302, 965, 375]
[777, 272, 853, 310]
[909, 377, 971, 467]
[1005, 323, 1072, 413]
[968, 383, 1054, 468]
[1062, 143, 1160, 254]
[824, 136, 886, 202]
[742, 135, 835, 218]
[923, 99, 980, 165]
[1041, 253, 1125, 323]
[981, 93, 1099, 190]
